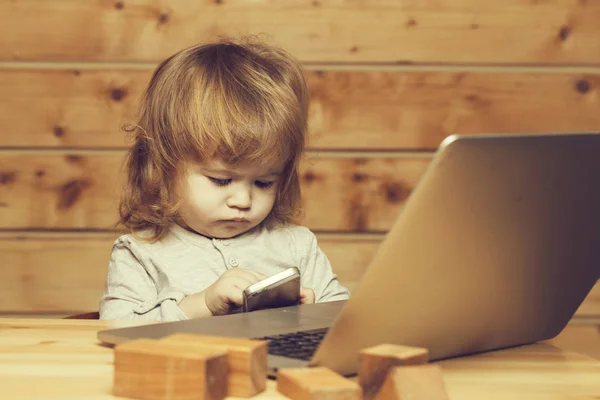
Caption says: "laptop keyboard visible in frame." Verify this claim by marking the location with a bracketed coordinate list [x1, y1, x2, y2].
[254, 328, 328, 361]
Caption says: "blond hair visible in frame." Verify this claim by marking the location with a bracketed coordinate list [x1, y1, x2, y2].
[119, 38, 309, 240]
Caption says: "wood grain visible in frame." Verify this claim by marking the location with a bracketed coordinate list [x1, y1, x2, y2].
[1, 1, 600, 64]
[113, 338, 229, 400]
[0, 69, 142, 148]
[0, 232, 598, 317]
[576, 282, 600, 319]
[0, 318, 598, 399]
[0, 233, 117, 312]
[277, 367, 361, 400]
[162, 334, 268, 398]
[359, 344, 430, 400]
[0, 232, 378, 312]
[0, 153, 124, 230]
[2, 69, 600, 149]
[375, 364, 450, 400]
[0, 153, 432, 231]
[549, 323, 600, 360]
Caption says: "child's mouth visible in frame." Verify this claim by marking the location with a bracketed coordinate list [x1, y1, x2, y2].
[227, 218, 249, 223]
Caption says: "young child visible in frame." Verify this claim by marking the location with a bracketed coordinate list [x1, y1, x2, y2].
[99, 38, 349, 321]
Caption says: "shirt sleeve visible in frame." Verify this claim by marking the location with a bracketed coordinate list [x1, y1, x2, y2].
[291, 226, 350, 303]
[98, 237, 189, 321]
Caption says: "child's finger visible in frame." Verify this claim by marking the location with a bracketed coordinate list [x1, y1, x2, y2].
[232, 275, 257, 289]
[244, 269, 267, 281]
[299, 287, 315, 304]
[228, 290, 244, 307]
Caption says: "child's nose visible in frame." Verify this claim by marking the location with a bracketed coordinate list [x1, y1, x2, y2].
[226, 186, 252, 209]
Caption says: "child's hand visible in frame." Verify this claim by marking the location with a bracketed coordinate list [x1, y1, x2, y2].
[205, 269, 267, 315]
[300, 287, 315, 304]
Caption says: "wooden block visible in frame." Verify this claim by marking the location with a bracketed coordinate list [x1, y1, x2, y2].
[359, 344, 429, 399]
[277, 367, 362, 400]
[375, 364, 450, 400]
[161, 333, 268, 398]
[113, 338, 228, 400]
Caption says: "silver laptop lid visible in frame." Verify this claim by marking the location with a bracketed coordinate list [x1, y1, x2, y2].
[311, 133, 600, 375]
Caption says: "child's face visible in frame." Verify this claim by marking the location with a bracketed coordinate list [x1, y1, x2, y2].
[177, 158, 285, 239]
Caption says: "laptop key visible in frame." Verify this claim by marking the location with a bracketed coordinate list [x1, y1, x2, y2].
[253, 328, 328, 361]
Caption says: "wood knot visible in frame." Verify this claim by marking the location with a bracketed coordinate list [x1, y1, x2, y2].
[314, 70, 325, 77]
[114, 1, 124, 9]
[352, 173, 367, 183]
[0, 171, 16, 185]
[463, 94, 491, 108]
[35, 170, 45, 178]
[72, 70, 81, 76]
[575, 79, 590, 94]
[382, 182, 409, 204]
[312, 0, 320, 6]
[111, 88, 127, 101]
[350, 46, 359, 53]
[57, 179, 92, 210]
[158, 13, 169, 24]
[214, 0, 223, 3]
[470, 23, 479, 29]
[53, 126, 65, 137]
[558, 26, 571, 41]
[303, 171, 318, 183]
[405, 17, 417, 27]
[65, 155, 84, 164]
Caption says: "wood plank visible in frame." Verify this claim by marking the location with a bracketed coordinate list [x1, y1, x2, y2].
[1, 233, 598, 317]
[2, 68, 600, 149]
[0, 233, 378, 312]
[0, 319, 599, 400]
[0, 69, 142, 148]
[1, 1, 600, 64]
[0, 233, 117, 313]
[0, 152, 431, 232]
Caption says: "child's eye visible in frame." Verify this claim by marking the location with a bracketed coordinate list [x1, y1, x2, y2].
[254, 180, 274, 189]
[208, 177, 232, 187]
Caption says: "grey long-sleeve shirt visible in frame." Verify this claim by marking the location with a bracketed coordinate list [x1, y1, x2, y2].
[99, 223, 349, 321]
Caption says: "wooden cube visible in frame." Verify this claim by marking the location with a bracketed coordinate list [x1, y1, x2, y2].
[375, 364, 450, 400]
[359, 344, 429, 399]
[277, 367, 362, 400]
[162, 333, 268, 398]
[113, 338, 228, 400]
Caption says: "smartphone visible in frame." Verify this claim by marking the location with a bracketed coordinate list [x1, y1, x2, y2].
[242, 267, 301, 312]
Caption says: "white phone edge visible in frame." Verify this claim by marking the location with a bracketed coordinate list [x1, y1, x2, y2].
[244, 267, 300, 296]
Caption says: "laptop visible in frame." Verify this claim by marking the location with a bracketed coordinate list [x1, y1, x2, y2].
[98, 133, 600, 377]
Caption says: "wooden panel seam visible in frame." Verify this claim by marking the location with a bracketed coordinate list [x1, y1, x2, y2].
[3, 62, 600, 74]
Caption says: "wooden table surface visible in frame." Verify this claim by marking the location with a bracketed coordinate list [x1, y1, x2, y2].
[1, 318, 598, 399]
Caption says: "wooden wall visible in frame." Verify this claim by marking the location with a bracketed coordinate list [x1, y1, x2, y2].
[1, 1, 599, 319]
